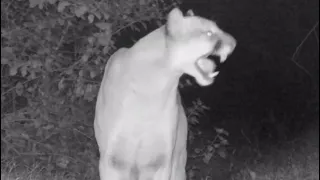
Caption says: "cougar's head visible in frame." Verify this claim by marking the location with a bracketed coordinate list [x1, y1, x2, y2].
[166, 8, 236, 86]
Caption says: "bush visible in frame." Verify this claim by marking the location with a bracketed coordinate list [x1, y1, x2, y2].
[1, 0, 183, 178]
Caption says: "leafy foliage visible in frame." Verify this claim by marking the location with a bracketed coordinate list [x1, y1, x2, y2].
[1, 0, 186, 178]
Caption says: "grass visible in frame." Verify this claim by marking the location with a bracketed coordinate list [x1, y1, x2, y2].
[1, 121, 319, 180]
[231, 120, 319, 180]
[1, 116, 318, 180]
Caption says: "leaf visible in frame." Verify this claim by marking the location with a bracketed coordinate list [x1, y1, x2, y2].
[218, 135, 227, 143]
[90, 70, 96, 78]
[103, 13, 110, 20]
[15, 82, 24, 96]
[47, 0, 57, 4]
[57, 1, 70, 12]
[130, 24, 141, 32]
[92, 11, 102, 20]
[217, 148, 227, 159]
[58, 78, 65, 90]
[44, 144, 53, 150]
[81, 54, 89, 63]
[202, 152, 213, 164]
[78, 69, 84, 77]
[34, 119, 42, 128]
[156, 20, 163, 27]
[207, 145, 214, 152]
[84, 84, 96, 101]
[194, 148, 201, 154]
[56, 156, 69, 169]
[140, 21, 147, 30]
[220, 139, 229, 145]
[215, 127, 229, 136]
[188, 116, 199, 125]
[21, 133, 30, 139]
[1, 58, 9, 65]
[85, 84, 93, 93]
[45, 57, 53, 72]
[102, 46, 110, 55]
[2, 46, 13, 53]
[187, 169, 196, 180]
[213, 143, 220, 148]
[74, 5, 88, 17]
[249, 170, 257, 180]
[186, 79, 192, 86]
[65, 69, 73, 75]
[75, 86, 84, 97]
[95, 22, 111, 30]
[9, 66, 18, 76]
[29, 71, 36, 80]
[88, 14, 95, 23]
[57, 18, 65, 25]
[29, 0, 43, 8]
[140, 0, 148, 5]
[20, 65, 28, 77]
[2, 47, 15, 60]
[97, 33, 111, 46]
[43, 124, 54, 130]
[31, 60, 42, 68]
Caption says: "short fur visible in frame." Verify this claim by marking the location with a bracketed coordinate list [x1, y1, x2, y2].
[94, 8, 236, 180]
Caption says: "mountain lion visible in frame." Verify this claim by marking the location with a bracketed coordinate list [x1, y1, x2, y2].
[94, 8, 236, 180]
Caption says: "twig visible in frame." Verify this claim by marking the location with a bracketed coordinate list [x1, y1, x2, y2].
[73, 128, 94, 140]
[12, 91, 16, 113]
[314, 29, 319, 49]
[112, 20, 141, 36]
[241, 129, 252, 145]
[290, 21, 319, 79]
[55, 21, 70, 51]
[112, 2, 176, 36]
[1, 76, 41, 97]
[292, 21, 319, 62]
[291, 59, 313, 78]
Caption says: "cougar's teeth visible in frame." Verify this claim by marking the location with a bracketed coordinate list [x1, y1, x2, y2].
[219, 46, 232, 63]
[209, 71, 219, 78]
[220, 54, 227, 63]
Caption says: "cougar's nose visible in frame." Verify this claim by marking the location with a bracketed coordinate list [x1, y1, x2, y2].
[215, 32, 237, 62]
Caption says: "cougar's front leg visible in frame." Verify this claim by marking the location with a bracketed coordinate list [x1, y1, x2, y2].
[98, 150, 127, 180]
[171, 149, 187, 180]
[154, 156, 172, 180]
[170, 102, 188, 180]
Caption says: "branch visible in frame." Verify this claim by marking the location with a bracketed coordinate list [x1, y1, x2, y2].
[292, 21, 319, 62]
[291, 21, 319, 79]
[314, 29, 319, 49]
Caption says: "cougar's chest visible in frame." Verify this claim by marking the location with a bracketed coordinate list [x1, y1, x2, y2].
[109, 115, 175, 167]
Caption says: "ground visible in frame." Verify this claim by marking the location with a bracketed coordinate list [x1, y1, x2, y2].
[1, 115, 318, 180]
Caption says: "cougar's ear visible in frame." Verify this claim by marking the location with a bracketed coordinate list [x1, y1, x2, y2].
[186, 9, 194, 16]
[167, 8, 184, 22]
[167, 8, 184, 36]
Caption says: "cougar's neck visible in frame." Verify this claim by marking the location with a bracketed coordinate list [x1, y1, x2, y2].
[123, 26, 182, 105]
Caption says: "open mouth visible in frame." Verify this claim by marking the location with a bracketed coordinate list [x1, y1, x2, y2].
[193, 33, 236, 85]
[195, 53, 221, 80]
[195, 58, 218, 79]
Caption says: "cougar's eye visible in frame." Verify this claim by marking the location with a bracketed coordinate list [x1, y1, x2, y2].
[206, 31, 213, 37]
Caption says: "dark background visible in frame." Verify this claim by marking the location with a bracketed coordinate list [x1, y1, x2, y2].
[181, 0, 319, 142]
[115, 0, 319, 145]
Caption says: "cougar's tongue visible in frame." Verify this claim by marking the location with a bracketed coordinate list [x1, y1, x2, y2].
[196, 58, 219, 79]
